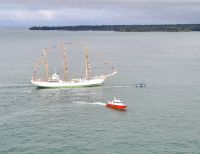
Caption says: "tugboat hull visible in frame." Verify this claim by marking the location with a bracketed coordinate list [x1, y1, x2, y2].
[106, 103, 127, 110]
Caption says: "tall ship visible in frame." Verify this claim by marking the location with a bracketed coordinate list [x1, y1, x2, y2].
[31, 42, 117, 88]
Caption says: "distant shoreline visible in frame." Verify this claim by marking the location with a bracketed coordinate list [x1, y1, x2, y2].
[29, 24, 200, 32]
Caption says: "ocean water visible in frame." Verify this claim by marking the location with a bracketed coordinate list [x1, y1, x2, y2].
[0, 28, 200, 153]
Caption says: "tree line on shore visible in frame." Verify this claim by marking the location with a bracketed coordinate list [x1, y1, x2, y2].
[29, 24, 200, 32]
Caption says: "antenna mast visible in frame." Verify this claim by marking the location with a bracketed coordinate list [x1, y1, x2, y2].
[43, 48, 49, 80]
[63, 47, 68, 81]
[85, 47, 92, 79]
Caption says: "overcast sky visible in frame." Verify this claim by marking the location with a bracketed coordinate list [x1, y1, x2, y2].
[0, 0, 200, 26]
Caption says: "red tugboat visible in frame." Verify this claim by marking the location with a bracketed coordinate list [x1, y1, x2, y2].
[106, 97, 127, 110]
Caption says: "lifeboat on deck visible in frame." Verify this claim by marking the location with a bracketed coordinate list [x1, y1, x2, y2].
[106, 97, 127, 110]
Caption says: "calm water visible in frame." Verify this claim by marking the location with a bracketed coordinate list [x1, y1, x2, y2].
[0, 28, 200, 153]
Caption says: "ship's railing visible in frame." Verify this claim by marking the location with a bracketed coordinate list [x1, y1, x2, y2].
[32, 71, 116, 82]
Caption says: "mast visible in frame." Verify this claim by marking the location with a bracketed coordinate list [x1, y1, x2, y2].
[32, 64, 37, 80]
[43, 48, 49, 80]
[84, 47, 92, 80]
[44, 62, 49, 80]
[32, 48, 49, 81]
[63, 47, 68, 81]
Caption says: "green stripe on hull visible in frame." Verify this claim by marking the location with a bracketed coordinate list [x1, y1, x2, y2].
[36, 84, 102, 89]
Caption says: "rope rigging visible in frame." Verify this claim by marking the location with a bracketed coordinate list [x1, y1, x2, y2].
[32, 42, 117, 81]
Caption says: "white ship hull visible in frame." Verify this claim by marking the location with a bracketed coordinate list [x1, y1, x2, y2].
[31, 77, 105, 88]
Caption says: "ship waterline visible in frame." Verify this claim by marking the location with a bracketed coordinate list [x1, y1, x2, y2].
[31, 77, 105, 88]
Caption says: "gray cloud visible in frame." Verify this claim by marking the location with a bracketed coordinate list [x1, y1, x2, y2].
[0, 0, 200, 26]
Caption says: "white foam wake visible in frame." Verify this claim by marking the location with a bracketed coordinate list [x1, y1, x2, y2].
[73, 101, 106, 106]
[23, 90, 32, 94]
[92, 102, 106, 106]
[104, 85, 132, 88]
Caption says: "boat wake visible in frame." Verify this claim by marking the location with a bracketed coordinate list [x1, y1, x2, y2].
[0, 85, 32, 89]
[104, 85, 133, 88]
[92, 102, 106, 106]
[104, 83, 146, 89]
[73, 101, 106, 106]
[23, 90, 32, 94]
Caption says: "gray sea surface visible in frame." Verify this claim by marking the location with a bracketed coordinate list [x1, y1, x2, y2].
[0, 28, 200, 153]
